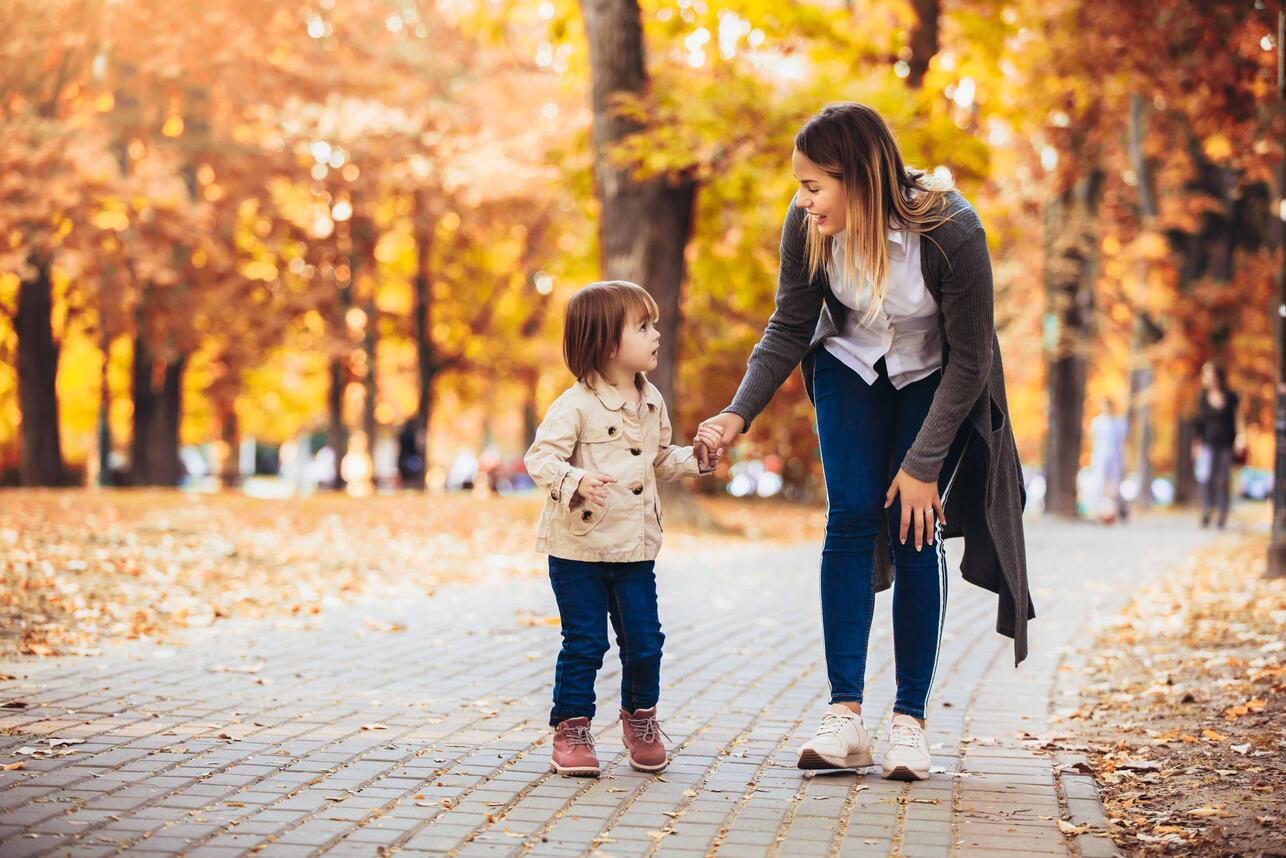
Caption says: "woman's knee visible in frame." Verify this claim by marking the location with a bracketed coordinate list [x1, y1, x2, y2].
[824, 506, 882, 549]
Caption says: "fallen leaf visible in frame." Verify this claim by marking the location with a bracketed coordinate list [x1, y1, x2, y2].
[1057, 819, 1090, 836]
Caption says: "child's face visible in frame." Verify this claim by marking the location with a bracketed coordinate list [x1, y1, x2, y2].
[612, 312, 660, 375]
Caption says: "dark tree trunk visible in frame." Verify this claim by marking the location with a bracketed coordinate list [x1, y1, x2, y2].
[580, 0, 706, 524]
[906, 0, 941, 89]
[580, 0, 698, 415]
[97, 292, 113, 487]
[410, 193, 435, 490]
[1174, 415, 1197, 506]
[14, 255, 65, 486]
[130, 334, 185, 487]
[1127, 94, 1158, 508]
[327, 269, 352, 491]
[218, 398, 240, 488]
[1043, 169, 1104, 517]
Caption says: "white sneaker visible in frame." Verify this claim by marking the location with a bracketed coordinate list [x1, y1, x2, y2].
[797, 703, 874, 770]
[881, 714, 931, 780]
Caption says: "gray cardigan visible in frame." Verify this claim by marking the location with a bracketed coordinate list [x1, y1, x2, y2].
[724, 191, 1034, 665]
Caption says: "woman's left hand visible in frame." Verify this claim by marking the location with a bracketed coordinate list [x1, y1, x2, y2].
[885, 468, 945, 551]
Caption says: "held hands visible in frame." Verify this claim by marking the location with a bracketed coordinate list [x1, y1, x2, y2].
[694, 413, 746, 469]
[692, 424, 726, 471]
[574, 472, 616, 509]
[884, 468, 945, 551]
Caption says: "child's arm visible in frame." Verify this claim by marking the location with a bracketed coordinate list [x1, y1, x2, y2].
[524, 397, 593, 512]
[654, 399, 718, 481]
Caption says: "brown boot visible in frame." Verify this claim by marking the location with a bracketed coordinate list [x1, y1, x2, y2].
[620, 707, 669, 772]
[550, 717, 600, 777]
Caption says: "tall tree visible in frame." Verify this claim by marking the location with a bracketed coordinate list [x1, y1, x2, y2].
[579, 0, 696, 413]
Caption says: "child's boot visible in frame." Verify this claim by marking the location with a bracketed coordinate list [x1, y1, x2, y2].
[620, 707, 669, 772]
[550, 717, 600, 777]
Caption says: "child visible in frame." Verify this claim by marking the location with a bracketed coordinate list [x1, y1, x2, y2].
[524, 280, 723, 777]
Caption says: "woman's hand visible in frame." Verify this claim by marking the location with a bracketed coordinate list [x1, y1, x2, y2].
[885, 468, 945, 551]
[695, 413, 746, 468]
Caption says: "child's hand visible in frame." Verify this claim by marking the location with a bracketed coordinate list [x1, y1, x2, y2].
[694, 425, 724, 469]
[575, 472, 616, 508]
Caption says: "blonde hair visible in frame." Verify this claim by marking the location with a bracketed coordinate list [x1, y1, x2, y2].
[562, 280, 659, 384]
[795, 102, 956, 326]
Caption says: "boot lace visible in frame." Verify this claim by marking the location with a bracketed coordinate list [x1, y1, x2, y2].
[626, 714, 670, 744]
[563, 724, 595, 749]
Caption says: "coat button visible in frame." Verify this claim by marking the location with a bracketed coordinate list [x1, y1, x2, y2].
[608, 426, 617, 435]
[630, 447, 642, 456]
[631, 485, 643, 495]
[582, 510, 593, 521]
[550, 491, 558, 501]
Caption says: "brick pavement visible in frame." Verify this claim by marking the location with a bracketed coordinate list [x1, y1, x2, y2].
[0, 513, 1217, 857]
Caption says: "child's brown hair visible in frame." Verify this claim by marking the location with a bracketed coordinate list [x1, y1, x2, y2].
[562, 280, 659, 383]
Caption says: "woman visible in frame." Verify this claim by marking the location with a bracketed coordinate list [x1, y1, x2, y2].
[697, 103, 1031, 781]
[1192, 361, 1246, 529]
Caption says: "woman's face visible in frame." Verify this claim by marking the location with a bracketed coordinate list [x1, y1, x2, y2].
[792, 148, 846, 237]
[1201, 363, 1217, 389]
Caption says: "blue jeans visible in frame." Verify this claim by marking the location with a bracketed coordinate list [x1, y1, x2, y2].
[813, 348, 960, 720]
[547, 557, 664, 726]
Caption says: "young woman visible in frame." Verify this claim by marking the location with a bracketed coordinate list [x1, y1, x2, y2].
[1192, 360, 1246, 529]
[697, 103, 1032, 781]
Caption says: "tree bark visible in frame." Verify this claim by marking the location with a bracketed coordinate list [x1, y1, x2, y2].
[580, 0, 705, 524]
[130, 332, 185, 487]
[1126, 93, 1157, 508]
[410, 192, 435, 490]
[580, 0, 698, 414]
[15, 254, 65, 486]
[1043, 168, 1104, 517]
[906, 0, 941, 89]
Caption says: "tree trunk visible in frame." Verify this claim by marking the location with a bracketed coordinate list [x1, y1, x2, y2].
[1043, 169, 1104, 517]
[580, 0, 705, 524]
[15, 255, 65, 486]
[906, 0, 941, 89]
[130, 333, 185, 487]
[411, 193, 435, 490]
[1126, 93, 1157, 508]
[218, 398, 240, 488]
[97, 295, 113, 487]
[1174, 415, 1197, 505]
[580, 0, 698, 414]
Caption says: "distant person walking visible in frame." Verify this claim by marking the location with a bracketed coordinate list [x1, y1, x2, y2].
[1192, 361, 1246, 529]
[1088, 398, 1128, 523]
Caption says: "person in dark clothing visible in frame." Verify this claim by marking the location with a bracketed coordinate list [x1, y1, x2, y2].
[1191, 361, 1246, 529]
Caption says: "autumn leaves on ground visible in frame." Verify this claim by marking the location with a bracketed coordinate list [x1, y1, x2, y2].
[0, 490, 825, 658]
[1069, 536, 1285, 857]
[4, 491, 1283, 856]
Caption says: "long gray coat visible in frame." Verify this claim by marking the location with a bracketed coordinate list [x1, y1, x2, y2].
[723, 191, 1034, 665]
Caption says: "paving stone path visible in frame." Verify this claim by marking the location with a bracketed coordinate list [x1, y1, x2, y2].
[0, 513, 1217, 857]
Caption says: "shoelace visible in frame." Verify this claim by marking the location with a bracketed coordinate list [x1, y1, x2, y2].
[889, 722, 922, 749]
[626, 715, 670, 744]
[816, 712, 858, 736]
[563, 725, 595, 749]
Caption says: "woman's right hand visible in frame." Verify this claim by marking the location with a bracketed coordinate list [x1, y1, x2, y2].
[695, 412, 746, 468]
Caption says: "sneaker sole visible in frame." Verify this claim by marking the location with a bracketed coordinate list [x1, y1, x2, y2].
[797, 748, 874, 770]
[549, 763, 600, 777]
[881, 763, 929, 781]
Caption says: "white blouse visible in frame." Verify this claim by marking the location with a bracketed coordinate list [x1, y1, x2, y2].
[823, 229, 943, 390]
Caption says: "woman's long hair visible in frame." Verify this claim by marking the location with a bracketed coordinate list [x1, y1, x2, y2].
[795, 102, 956, 325]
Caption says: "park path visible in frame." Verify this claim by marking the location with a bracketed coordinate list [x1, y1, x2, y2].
[0, 513, 1217, 857]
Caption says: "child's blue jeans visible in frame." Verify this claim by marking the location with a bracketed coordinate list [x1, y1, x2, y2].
[813, 347, 961, 720]
[547, 556, 663, 726]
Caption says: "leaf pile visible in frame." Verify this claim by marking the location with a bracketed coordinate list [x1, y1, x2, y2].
[1065, 535, 1285, 856]
[0, 490, 823, 657]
